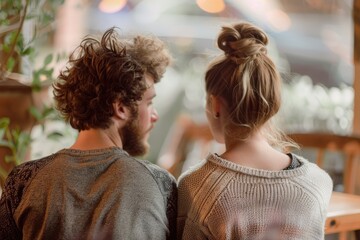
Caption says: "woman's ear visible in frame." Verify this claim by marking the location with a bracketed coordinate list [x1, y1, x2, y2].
[113, 101, 130, 121]
[209, 95, 221, 117]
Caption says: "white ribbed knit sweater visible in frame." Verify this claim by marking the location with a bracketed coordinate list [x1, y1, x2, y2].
[177, 153, 333, 240]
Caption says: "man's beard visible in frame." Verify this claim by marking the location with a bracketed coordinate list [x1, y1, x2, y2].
[120, 117, 149, 157]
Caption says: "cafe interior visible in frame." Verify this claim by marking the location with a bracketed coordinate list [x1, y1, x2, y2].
[1, 0, 360, 239]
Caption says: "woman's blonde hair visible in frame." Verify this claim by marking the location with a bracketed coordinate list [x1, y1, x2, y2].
[205, 22, 296, 150]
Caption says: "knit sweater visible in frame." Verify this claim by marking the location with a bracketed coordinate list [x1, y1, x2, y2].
[0, 147, 177, 240]
[177, 153, 333, 240]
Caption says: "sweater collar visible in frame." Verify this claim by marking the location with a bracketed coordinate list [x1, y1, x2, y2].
[207, 153, 311, 178]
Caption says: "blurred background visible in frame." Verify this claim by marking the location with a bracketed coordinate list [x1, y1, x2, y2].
[31, 0, 355, 162]
[1, 0, 355, 163]
[1, 1, 358, 237]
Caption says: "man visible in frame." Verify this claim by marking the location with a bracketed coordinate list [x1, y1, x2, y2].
[0, 27, 176, 240]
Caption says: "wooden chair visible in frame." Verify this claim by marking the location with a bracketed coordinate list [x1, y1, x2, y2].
[288, 132, 360, 240]
[157, 114, 219, 178]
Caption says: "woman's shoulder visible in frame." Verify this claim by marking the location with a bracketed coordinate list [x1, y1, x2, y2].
[177, 158, 209, 186]
[291, 154, 333, 194]
[293, 154, 332, 178]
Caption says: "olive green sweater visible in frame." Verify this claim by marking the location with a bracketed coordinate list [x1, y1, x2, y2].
[0, 147, 177, 240]
[177, 153, 333, 240]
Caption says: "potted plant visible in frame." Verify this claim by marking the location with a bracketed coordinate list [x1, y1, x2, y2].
[0, 0, 65, 188]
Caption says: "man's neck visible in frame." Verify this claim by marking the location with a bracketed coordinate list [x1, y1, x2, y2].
[70, 126, 123, 151]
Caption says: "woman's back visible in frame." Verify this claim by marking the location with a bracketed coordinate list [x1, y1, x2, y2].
[177, 153, 333, 240]
[176, 21, 333, 240]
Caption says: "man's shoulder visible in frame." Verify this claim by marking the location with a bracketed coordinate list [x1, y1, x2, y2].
[135, 159, 176, 195]
[12, 154, 55, 173]
[6, 154, 56, 188]
[2, 154, 56, 214]
[137, 159, 177, 231]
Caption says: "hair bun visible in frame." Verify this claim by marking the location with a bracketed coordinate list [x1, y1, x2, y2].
[217, 22, 268, 63]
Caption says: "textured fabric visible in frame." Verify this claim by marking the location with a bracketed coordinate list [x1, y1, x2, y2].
[282, 153, 301, 170]
[0, 147, 177, 240]
[177, 153, 333, 240]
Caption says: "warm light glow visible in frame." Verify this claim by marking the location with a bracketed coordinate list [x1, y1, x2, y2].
[246, 0, 268, 12]
[196, 0, 225, 13]
[266, 9, 291, 32]
[322, 29, 351, 63]
[234, 0, 291, 32]
[98, 0, 127, 13]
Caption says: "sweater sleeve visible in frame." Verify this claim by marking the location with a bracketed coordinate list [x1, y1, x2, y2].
[181, 219, 209, 240]
[0, 174, 22, 240]
[177, 174, 209, 240]
[0, 156, 53, 240]
[163, 173, 177, 240]
[139, 160, 178, 240]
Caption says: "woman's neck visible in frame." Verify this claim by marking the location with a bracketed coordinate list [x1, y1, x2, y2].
[221, 131, 290, 170]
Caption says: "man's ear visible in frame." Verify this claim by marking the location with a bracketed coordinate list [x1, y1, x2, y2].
[113, 101, 130, 121]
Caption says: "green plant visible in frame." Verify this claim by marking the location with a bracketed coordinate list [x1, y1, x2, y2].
[0, 112, 65, 181]
[0, 0, 66, 186]
[0, 0, 64, 76]
[0, 118, 31, 179]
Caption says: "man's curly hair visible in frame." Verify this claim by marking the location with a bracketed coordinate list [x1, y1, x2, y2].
[53, 27, 171, 131]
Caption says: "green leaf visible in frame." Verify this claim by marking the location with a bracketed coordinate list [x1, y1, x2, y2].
[22, 46, 35, 56]
[0, 118, 10, 129]
[16, 33, 24, 51]
[29, 107, 42, 121]
[42, 107, 56, 118]
[45, 68, 54, 77]
[8, 31, 17, 44]
[41, 12, 54, 23]
[32, 72, 41, 91]
[6, 57, 15, 72]
[2, 43, 10, 53]
[17, 132, 31, 148]
[43, 54, 53, 66]
[38, 68, 54, 81]
[47, 131, 64, 140]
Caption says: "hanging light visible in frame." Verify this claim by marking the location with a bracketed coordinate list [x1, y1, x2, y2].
[196, 0, 225, 13]
[98, 0, 127, 13]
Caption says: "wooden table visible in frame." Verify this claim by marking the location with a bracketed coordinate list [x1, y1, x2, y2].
[326, 192, 360, 236]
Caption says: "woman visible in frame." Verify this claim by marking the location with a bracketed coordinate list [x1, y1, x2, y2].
[177, 22, 333, 240]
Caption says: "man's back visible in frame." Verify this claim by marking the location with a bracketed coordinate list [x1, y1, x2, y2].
[0, 147, 177, 240]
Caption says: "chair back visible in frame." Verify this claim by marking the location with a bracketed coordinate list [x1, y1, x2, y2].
[157, 114, 221, 178]
[288, 132, 360, 194]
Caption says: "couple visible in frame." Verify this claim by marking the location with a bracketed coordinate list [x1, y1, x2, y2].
[0, 22, 332, 240]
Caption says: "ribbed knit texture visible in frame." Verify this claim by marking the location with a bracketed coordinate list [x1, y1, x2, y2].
[177, 153, 333, 240]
